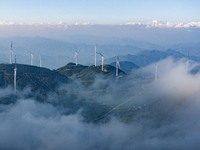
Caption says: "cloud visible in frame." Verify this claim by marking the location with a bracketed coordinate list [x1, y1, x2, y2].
[0, 20, 199, 28]
[75, 22, 79, 25]
[122, 22, 142, 26]
[83, 22, 92, 25]
[125, 20, 200, 28]
[0, 58, 200, 149]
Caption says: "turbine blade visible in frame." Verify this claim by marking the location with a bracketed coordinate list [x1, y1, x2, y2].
[118, 62, 121, 69]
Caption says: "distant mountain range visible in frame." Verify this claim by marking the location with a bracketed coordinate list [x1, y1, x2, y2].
[0, 36, 200, 70]
[57, 35, 167, 50]
[104, 49, 200, 67]
[109, 61, 140, 74]
[170, 42, 200, 56]
[0, 36, 147, 69]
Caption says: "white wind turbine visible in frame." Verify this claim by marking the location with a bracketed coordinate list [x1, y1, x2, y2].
[116, 54, 121, 77]
[29, 51, 35, 65]
[14, 55, 17, 91]
[38, 53, 42, 67]
[10, 41, 13, 64]
[74, 48, 78, 66]
[98, 52, 104, 71]
[94, 44, 97, 66]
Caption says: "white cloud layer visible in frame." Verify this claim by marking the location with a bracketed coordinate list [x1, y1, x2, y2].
[0, 21, 199, 28]
[126, 20, 200, 28]
[0, 21, 92, 27]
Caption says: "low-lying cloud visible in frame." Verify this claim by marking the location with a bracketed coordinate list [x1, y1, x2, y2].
[0, 58, 200, 149]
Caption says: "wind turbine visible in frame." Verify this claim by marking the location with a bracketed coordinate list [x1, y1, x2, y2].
[38, 53, 42, 67]
[74, 48, 78, 66]
[10, 41, 13, 64]
[14, 55, 17, 91]
[95, 44, 97, 66]
[155, 64, 158, 81]
[116, 54, 121, 77]
[29, 51, 35, 65]
[98, 52, 104, 71]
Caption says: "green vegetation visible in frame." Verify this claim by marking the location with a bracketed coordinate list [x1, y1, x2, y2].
[0, 62, 127, 92]
[56, 62, 126, 85]
[56, 62, 88, 78]
[0, 63, 69, 93]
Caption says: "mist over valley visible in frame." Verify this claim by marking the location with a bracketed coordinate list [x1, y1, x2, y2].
[0, 37, 200, 149]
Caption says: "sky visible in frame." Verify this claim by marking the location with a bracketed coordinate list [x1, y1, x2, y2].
[0, 0, 200, 24]
[0, 0, 200, 45]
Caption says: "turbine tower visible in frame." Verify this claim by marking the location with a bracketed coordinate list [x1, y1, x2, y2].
[155, 64, 158, 81]
[74, 48, 78, 66]
[101, 55, 104, 71]
[10, 41, 13, 64]
[95, 44, 97, 66]
[14, 55, 17, 91]
[38, 53, 42, 67]
[116, 54, 120, 77]
[98, 52, 104, 71]
[29, 51, 34, 65]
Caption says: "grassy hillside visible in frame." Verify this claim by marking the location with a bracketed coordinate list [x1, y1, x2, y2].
[56, 62, 88, 78]
[56, 63, 126, 85]
[0, 63, 69, 93]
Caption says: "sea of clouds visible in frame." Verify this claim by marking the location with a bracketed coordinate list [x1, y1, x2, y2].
[0, 58, 200, 150]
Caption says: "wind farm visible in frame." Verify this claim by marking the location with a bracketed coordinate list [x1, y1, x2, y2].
[4, 39, 200, 93]
[0, 33, 200, 150]
[0, 0, 199, 149]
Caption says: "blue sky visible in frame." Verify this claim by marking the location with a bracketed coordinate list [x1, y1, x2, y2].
[0, 0, 199, 24]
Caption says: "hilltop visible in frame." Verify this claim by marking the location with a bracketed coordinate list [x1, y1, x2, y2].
[56, 62, 88, 78]
[56, 63, 126, 85]
[0, 62, 127, 93]
[0, 63, 69, 93]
